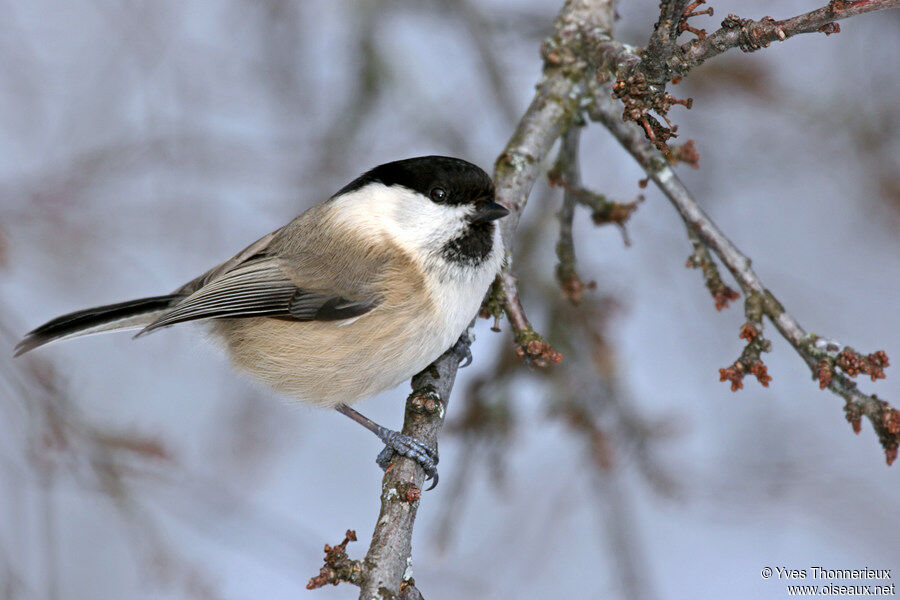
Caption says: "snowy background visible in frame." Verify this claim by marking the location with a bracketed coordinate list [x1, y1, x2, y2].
[0, 1, 898, 599]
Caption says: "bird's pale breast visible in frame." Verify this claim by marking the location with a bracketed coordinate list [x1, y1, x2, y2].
[212, 251, 488, 407]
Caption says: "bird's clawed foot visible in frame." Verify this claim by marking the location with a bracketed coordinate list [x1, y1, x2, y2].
[334, 403, 440, 489]
[376, 429, 439, 489]
[452, 329, 473, 368]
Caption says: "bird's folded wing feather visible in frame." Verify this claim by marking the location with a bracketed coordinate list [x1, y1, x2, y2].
[138, 251, 380, 336]
[172, 231, 278, 296]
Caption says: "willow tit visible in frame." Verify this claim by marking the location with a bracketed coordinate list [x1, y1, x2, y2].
[15, 156, 509, 486]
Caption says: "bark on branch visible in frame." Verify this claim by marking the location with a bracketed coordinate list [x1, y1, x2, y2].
[675, 0, 900, 73]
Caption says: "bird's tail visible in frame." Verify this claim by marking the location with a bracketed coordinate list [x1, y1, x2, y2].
[14, 295, 184, 357]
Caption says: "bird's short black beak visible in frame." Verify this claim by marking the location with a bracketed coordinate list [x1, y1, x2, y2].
[471, 201, 510, 223]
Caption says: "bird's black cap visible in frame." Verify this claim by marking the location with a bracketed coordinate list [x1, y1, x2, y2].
[334, 155, 495, 207]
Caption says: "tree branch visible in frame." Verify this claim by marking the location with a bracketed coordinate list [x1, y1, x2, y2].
[684, 227, 739, 311]
[644, 0, 692, 82]
[496, 269, 563, 367]
[676, 0, 900, 73]
[611, 0, 900, 156]
[353, 2, 619, 598]
[357, 342, 466, 599]
[588, 91, 898, 465]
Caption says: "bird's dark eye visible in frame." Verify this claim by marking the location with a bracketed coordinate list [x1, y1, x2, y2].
[430, 187, 447, 203]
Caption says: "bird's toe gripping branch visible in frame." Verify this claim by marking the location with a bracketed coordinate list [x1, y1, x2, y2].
[375, 429, 440, 490]
[335, 401, 440, 488]
[452, 328, 475, 369]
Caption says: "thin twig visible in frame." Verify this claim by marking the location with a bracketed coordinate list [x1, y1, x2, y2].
[684, 227, 739, 311]
[548, 124, 641, 300]
[498, 269, 563, 368]
[552, 126, 590, 305]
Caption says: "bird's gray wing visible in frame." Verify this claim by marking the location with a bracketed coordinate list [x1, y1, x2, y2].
[137, 256, 380, 336]
[173, 231, 279, 296]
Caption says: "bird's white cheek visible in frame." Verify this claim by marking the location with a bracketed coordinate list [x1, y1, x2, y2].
[391, 203, 470, 257]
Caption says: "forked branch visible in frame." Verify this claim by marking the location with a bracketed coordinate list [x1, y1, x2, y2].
[589, 92, 897, 465]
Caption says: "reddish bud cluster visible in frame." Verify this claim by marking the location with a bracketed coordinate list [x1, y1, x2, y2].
[685, 245, 740, 311]
[815, 349, 889, 391]
[713, 286, 741, 311]
[816, 359, 834, 390]
[818, 22, 841, 35]
[397, 482, 421, 503]
[881, 406, 900, 466]
[738, 322, 759, 343]
[516, 337, 563, 368]
[884, 408, 900, 436]
[750, 361, 772, 387]
[836, 348, 889, 381]
[591, 198, 643, 228]
[307, 530, 362, 590]
[827, 349, 896, 465]
[720, 317, 772, 391]
[719, 359, 771, 391]
[719, 361, 746, 391]
[844, 402, 863, 434]
[739, 322, 759, 342]
[612, 70, 693, 155]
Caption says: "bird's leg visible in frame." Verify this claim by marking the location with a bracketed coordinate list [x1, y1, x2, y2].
[335, 403, 439, 488]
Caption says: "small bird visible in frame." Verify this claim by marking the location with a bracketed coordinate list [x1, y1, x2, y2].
[15, 156, 509, 487]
